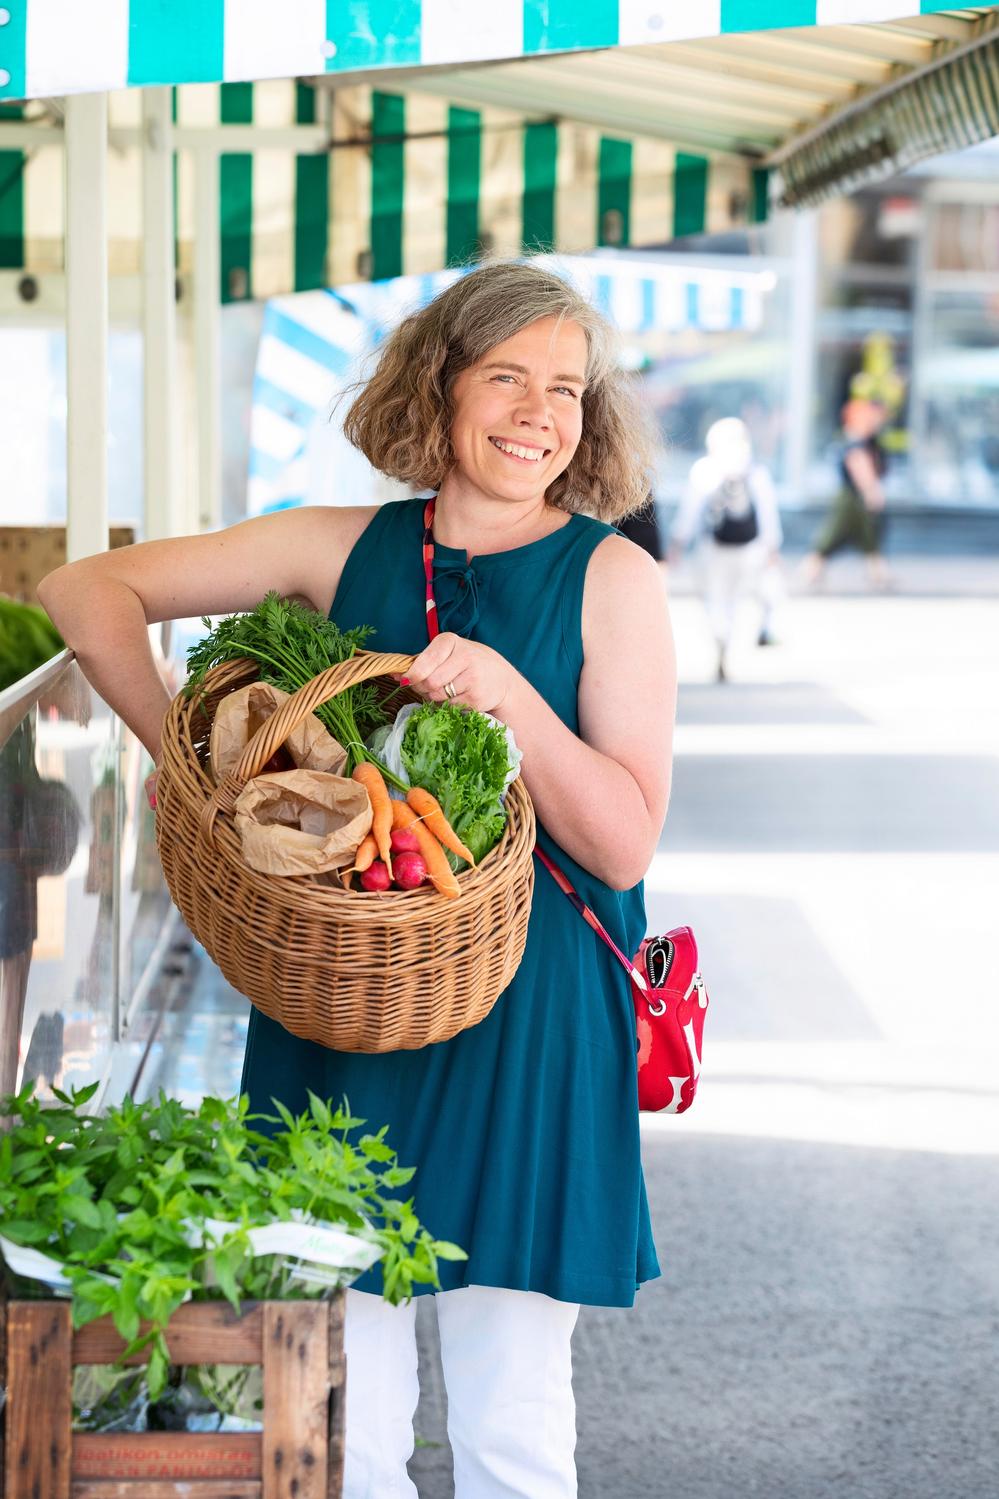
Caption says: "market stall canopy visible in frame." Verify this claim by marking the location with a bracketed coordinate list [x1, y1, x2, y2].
[0, 2, 981, 101]
[392, 8, 999, 191]
[2, 7, 998, 299]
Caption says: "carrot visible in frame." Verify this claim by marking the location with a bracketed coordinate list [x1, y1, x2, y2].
[352, 763, 393, 877]
[347, 833, 378, 875]
[391, 799, 418, 832]
[391, 800, 461, 900]
[405, 786, 476, 867]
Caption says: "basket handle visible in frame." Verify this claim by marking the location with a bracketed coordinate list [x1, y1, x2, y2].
[199, 649, 415, 842]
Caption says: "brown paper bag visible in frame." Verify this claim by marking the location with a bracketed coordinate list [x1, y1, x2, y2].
[210, 682, 347, 781]
[233, 771, 372, 877]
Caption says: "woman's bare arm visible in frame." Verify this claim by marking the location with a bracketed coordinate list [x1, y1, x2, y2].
[496, 536, 675, 889]
[37, 505, 376, 760]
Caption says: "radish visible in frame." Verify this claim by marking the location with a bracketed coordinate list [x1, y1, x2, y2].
[390, 826, 420, 854]
[392, 851, 427, 890]
[360, 860, 391, 893]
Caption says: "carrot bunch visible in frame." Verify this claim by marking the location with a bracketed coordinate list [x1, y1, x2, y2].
[346, 764, 475, 900]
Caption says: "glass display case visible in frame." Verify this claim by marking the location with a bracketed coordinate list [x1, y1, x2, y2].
[0, 654, 174, 1103]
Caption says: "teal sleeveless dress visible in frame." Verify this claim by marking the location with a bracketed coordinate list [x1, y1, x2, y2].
[240, 497, 661, 1307]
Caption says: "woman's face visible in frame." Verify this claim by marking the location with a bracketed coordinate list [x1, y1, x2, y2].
[448, 316, 588, 505]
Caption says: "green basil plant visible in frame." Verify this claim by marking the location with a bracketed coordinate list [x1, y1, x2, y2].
[0, 1083, 465, 1401]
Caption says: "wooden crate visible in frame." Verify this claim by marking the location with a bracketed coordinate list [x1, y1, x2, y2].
[0, 1296, 346, 1499]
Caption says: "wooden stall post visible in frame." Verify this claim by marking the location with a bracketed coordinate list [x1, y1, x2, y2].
[326, 1296, 346, 1499]
[3, 1302, 73, 1499]
[261, 1303, 331, 1498]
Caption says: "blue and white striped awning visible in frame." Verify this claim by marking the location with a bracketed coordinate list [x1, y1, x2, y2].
[0, 1, 966, 102]
[247, 255, 777, 515]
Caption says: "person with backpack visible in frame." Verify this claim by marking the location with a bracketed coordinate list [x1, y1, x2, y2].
[669, 417, 783, 682]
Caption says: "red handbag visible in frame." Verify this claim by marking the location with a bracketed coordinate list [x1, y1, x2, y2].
[534, 846, 707, 1113]
[421, 499, 709, 1113]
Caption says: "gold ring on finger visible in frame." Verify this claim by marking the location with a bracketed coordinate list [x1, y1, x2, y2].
[443, 681, 457, 699]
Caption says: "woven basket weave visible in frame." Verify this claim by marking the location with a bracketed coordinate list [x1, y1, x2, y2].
[155, 651, 535, 1052]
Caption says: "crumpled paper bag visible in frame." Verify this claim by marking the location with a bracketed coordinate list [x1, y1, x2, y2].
[210, 682, 347, 781]
[233, 771, 372, 877]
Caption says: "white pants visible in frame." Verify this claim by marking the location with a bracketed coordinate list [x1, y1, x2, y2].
[342, 1285, 581, 1499]
[703, 537, 781, 650]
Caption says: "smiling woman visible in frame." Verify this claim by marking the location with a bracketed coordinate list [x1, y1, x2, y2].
[449, 319, 587, 506]
[38, 259, 676, 1499]
[305, 262, 676, 1496]
[342, 259, 654, 521]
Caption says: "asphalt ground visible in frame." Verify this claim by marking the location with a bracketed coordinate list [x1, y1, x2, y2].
[407, 574, 999, 1499]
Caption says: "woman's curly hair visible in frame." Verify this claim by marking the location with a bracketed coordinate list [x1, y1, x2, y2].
[342, 261, 656, 523]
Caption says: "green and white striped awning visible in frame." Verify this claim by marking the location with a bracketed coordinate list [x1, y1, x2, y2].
[0, 1, 972, 102]
[0, 82, 762, 299]
[2, 9, 997, 296]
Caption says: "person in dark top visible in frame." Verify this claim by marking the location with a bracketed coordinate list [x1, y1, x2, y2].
[802, 398, 893, 589]
[617, 495, 664, 561]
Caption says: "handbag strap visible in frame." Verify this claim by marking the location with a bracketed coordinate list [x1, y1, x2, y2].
[421, 497, 647, 994]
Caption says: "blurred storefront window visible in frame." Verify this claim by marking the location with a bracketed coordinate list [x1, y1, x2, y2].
[916, 288, 999, 505]
[640, 266, 791, 496]
[914, 195, 999, 506]
[812, 180, 999, 509]
[819, 191, 918, 272]
[928, 201, 999, 274]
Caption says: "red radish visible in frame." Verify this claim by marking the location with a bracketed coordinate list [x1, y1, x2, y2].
[261, 745, 295, 774]
[392, 851, 427, 890]
[360, 860, 391, 893]
[390, 826, 421, 854]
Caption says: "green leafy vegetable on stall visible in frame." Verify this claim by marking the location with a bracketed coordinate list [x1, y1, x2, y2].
[0, 597, 64, 691]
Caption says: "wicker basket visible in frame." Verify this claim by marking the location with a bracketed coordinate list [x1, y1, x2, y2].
[155, 651, 536, 1052]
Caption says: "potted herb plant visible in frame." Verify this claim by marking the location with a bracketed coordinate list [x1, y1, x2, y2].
[0, 1082, 464, 1497]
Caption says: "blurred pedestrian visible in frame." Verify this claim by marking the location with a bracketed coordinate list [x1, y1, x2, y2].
[618, 495, 664, 564]
[801, 398, 893, 590]
[670, 417, 783, 683]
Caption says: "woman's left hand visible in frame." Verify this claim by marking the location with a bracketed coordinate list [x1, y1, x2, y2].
[403, 632, 515, 715]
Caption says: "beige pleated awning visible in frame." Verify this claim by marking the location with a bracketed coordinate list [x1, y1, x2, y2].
[394, 7, 999, 187]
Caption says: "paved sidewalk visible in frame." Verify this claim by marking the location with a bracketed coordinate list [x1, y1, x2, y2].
[666, 550, 999, 600]
[410, 1134, 999, 1499]
[408, 587, 999, 1498]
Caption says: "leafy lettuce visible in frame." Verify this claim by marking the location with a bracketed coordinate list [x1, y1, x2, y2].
[400, 703, 514, 869]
